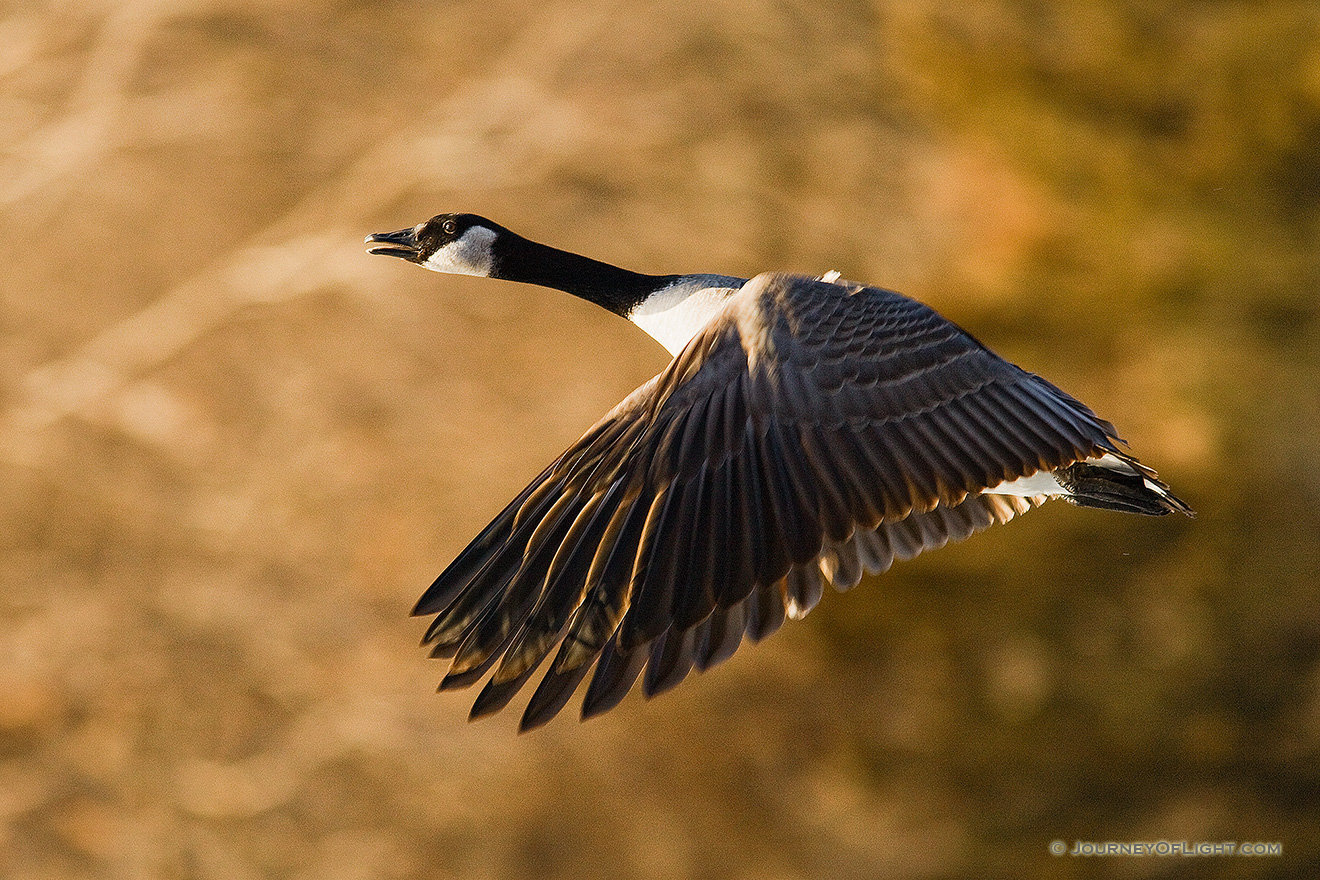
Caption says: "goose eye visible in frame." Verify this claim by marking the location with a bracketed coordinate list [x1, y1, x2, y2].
[442, 219, 458, 235]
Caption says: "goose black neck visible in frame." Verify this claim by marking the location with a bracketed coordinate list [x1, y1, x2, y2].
[490, 230, 679, 317]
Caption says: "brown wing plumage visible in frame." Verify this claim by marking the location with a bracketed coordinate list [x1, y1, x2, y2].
[416, 272, 1122, 730]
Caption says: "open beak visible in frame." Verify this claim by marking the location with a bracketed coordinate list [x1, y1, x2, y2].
[365, 227, 421, 260]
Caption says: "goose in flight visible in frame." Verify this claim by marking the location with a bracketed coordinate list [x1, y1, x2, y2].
[366, 213, 1192, 731]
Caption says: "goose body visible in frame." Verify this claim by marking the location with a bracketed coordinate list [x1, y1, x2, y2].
[366, 213, 1192, 731]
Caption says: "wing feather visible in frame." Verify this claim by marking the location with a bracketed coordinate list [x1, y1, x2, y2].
[414, 469, 560, 619]
[580, 637, 649, 720]
[785, 564, 825, 619]
[758, 421, 824, 566]
[443, 489, 586, 679]
[468, 665, 538, 721]
[795, 422, 865, 540]
[738, 421, 792, 589]
[744, 580, 787, 643]
[558, 482, 654, 669]
[519, 646, 596, 732]
[642, 626, 696, 698]
[493, 481, 623, 683]
[694, 602, 744, 670]
[618, 483, 684, 652]
[671, 469, 717, 631]
[717, 435, 762, 607]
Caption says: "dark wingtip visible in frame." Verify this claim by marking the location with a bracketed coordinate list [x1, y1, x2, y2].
[412, 573, 466, 618]
[518, 661, 595, 733]
[467, 668, 537, 722]
[439, 663, 490, 691]
[580, 642, 648, 721]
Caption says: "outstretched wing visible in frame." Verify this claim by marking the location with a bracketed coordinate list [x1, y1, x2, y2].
[416, 272, 1121, 730]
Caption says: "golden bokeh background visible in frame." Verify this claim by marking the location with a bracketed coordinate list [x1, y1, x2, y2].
[2, 1, 1317, 877]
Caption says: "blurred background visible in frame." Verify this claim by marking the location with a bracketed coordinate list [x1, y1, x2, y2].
[2, 0, 1317, 877]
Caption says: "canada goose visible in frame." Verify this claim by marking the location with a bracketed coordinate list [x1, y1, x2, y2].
[366, 213, 1192, 731]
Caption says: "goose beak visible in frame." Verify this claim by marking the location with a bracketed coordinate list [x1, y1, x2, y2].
[365, 227, 422, 260]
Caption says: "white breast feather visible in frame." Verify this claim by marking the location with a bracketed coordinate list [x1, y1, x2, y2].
[628, 280, 741, 356]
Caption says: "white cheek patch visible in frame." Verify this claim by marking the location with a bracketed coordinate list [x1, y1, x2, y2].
[422, 226, 497, 277]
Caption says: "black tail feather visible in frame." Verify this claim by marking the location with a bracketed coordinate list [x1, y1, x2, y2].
[1056, 461, 1193, 517]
